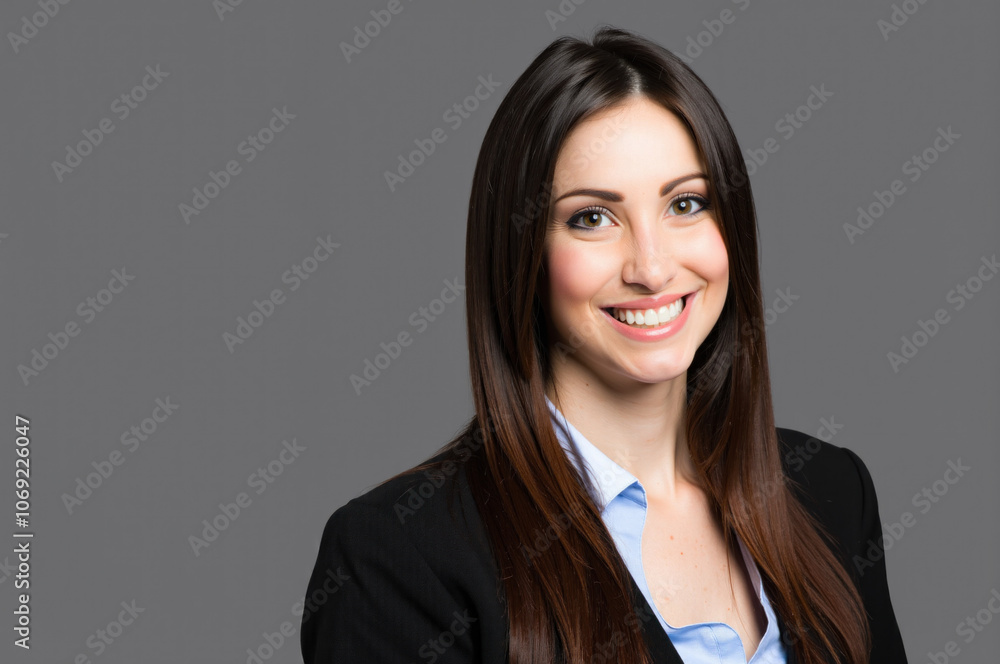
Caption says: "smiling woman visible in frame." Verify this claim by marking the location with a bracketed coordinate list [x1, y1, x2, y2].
[540, 100, 729, 379]
[300, 25, 908, 664]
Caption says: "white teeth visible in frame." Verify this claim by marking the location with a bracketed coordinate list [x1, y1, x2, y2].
[612, 298, 685, 328]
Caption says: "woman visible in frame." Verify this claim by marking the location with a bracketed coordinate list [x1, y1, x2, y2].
[300, 25, 907, 664]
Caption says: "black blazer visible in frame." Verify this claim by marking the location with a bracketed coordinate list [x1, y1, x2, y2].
[300, 427, 908, 663]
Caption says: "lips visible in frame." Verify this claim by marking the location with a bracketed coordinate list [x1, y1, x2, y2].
[601, 292, 693, 317]
[599, 290, 696, 341]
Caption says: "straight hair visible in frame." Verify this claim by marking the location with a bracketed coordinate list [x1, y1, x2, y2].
[384, 25, 871, 664]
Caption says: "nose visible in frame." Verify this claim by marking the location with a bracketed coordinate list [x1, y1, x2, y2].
[620, 220, 677, 292]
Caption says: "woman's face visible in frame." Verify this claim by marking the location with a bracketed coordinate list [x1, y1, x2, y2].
[541, 96, 729, 388]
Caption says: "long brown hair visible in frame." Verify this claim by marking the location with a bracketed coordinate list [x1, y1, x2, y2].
[384, 25, 871, 664]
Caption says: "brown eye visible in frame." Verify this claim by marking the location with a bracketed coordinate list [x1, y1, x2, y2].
[567, 206, 613, 231]
[669, 194, 709, 216]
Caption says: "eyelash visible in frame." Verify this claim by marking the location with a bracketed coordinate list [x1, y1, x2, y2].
[565, 192, 712, 231]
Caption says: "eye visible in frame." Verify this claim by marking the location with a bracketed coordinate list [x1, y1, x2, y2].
[566, 205, 614, 231]
[564, 194, 711, 231]
[668, 193, 711, 216]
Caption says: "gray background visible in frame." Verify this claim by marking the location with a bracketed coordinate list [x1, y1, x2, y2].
[1, 0, 997, 662]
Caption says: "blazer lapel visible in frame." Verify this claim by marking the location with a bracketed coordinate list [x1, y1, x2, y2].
[627, 571, 803, 664]
[626, 572, 685, 663]
[774, 608, 800, 664]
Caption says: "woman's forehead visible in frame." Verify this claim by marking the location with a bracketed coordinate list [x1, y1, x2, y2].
[552, 100, 702, 184]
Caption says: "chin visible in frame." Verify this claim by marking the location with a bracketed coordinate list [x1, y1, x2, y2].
[606, 355, 693, 385]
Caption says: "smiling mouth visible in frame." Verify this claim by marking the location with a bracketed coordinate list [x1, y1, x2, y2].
[601, 293, 691, 328]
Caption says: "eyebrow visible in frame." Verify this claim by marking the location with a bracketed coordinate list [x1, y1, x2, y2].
[552, 172, 708, 204]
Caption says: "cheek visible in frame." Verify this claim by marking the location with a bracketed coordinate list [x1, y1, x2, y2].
[690, 225, 729, 283]
[545, 242, 612, 309]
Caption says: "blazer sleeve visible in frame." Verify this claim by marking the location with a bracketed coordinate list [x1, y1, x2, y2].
[840, 447, 909, 664]
[299, 498, 481, 663]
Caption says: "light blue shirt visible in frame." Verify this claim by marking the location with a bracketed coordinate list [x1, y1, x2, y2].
[546, 395, 787, 664]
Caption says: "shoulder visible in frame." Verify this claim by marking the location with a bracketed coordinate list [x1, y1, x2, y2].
[300, 450, 507, 661]
[310, 448, 501, 598]
[775, 427, 910, 660]
[775, 427, 877, 566]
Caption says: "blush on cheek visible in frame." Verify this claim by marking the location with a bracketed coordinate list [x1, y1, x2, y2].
[690, 226, 729, 282]
[545, 244, 610, 306]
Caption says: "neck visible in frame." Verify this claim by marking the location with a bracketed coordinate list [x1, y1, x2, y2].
[545, 365, 702, 503]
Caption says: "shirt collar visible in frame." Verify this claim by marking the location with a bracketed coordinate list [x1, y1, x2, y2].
[545, 394, 641, 512]
[546, 396, 766, 602]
